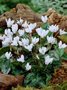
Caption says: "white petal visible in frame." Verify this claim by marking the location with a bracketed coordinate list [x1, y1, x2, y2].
[59, 29, 67, 35]
[14, 36, 19, 42]
[58, 41, 67, 49]
[47, 36, 56, 44]
[5, 52, 12, 59]
[11, 40, 18, 46]
[18, 29, 24, 36]
[32, 37, 39, 44]
[25, 63, 31, 71]
[17, 18, 23, 25]
[41, 16, 48, 23]
[22, 38, 29, 46]
[5, 29, 13, 36]
[24, 44, 33, 51]
[28, 23, 36, 30]
[22, 21, 28, 28]
[45, 55, 53, 65]
[49, 25, 59, 32]
[12, 24, 18, 34]
[17, 55, 25, 63]
[2, 36, 12, 47]
[39, 47, 47, 55]
[6, 18, 14, 27]
[25, 23, 36, 33]
[36, 27, 49, 38]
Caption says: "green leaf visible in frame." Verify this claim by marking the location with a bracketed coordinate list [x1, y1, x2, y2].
[42, 23, 49, 30]
[0, 57, 11, 74]
[46, 74, 51, 85]
[0, 28, 4, 34]
[10, 61, 25, 75]
[0, 47, 10, 56]
[59, 49, 64, 57]
[0, 4, 9, 14]
[24, 73, 45, 88]
[62, 52, 67, 60]
[58, 35, 67, 43]
[1, 64, 11, 74]
[56, 48, 64, 57]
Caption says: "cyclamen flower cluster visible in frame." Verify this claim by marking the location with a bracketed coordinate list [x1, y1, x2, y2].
[0, 16, 67, 71]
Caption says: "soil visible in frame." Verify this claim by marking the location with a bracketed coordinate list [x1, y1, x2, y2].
[0, 73, 24, 90]
[51, 61, 67, 84]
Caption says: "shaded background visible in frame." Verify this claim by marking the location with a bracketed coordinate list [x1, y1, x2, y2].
[0, 0, 67, 15]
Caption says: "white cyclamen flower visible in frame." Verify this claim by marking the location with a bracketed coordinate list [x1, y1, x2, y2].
[41, 16, 48, 23]
[12, 23, 18, 34]
[11, 36, 19, 46]
[28, 23, 36, 30]
[25, 23, 36, 33]
[25, 63, 31, 71]
[17, 55, 25, 63]
[32, 37, 39, 44]
[18, 29, 24, 36]
[24, 44, 33, 51]
[5, 29, 13, 36]
[39, 47, 47, 55]
[58, 41, 67, 49]
[22, 38, 29, 46]
[22, 21, 28, 28]
[17, 18, 23, 25]
[36, 27, 49, 38]
[59, 29, 67, 35]
[47, 36, 56, 44]
[6, 18, 14, 27]
[45, 55, 53, 65]
[14, 36, 19, 42]
[11, 40, 18, 46]
[2, 40, 9, 47]
[2, 36, 12, 47]
[49, 25, 59, 32]
[25, 28, 32, 33]
[5, 52, 12, 59]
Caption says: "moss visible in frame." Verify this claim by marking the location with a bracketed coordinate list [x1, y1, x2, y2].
[12, 81, 67, 90]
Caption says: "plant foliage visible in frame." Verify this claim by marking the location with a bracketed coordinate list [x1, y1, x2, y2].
[0, 0, 67, 15]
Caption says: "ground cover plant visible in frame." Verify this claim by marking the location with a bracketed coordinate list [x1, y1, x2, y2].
[0, 16, 67, 89]
[0, 0, 67, 15]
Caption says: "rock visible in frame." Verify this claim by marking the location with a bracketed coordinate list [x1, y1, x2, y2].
[44, 8, 67, 31]
[0, 4, 67, 31]
[0, 4, 42, 28]
[0, 73, 24, 90]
